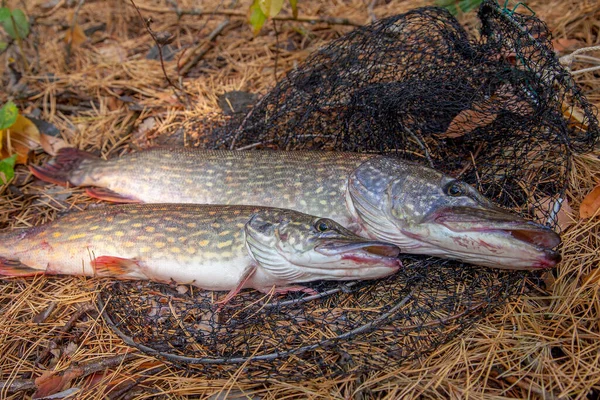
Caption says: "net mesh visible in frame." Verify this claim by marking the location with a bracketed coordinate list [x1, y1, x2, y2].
[99, 0, 599, 380]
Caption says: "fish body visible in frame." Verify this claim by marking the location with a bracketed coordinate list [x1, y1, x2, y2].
[30, 147, 562, 270]
[0, 204, 401, 294]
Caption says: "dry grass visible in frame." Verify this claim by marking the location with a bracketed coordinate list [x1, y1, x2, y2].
[1, 0, 599, 398]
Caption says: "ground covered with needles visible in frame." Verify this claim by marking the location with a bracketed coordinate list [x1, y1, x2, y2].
[1, 0, 600, 398]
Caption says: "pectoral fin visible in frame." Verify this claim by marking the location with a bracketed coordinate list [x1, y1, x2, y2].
[215, 264, 257, 308]
[0, 258, 43, 277]
[92, 256, 144, 278]
[86, 188, 142, 203]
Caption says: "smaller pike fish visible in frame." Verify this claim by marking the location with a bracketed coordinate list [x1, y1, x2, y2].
[0, 204, 401, 301]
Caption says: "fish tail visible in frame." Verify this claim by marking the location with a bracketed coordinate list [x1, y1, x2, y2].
[29, 147, 100, 187]
[0, 257, 45, 277]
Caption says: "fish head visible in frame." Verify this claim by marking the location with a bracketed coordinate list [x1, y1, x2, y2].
[348, 157, 561, 270]
[244, 210, 401, 283]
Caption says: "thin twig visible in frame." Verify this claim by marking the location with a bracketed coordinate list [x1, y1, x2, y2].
[35, 303, 96, 365]
[179, 20, 231, 76]
[129, 0, 188, 104]
[1, 354, 135, 394]
[128, 4, 361, 26]
[65, 0, 85, 66]
[405, 127, 434, 168]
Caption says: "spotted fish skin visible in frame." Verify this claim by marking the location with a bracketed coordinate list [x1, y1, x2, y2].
[29, 147, 562, 270]
[0, 204, 401, 292]
[30, 148, 373, 227]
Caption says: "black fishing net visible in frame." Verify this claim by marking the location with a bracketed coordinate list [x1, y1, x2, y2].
[99, 0, 599, 380]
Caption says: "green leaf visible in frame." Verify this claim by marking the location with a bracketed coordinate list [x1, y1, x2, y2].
[289, 0, 298, 19]
[0, 8, 11, 22]
[249, 0, 267, 35]
[259, 0, 284, 18]
[436, 0, 483, 15]
[0, 101, 18, 130]
[1, 8, 30, 39]
[0, 153, 17, 184]
[0, 41, 7, 51]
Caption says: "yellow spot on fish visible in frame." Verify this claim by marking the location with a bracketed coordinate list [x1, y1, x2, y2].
[220, 251, 233, 258]
[140, 246, 151, 253]
[198, 240, 210, 247]
[316, 187, 324, 193]
[187, 222, 196, 228]
[155, 242, 166, 249]
[211, 223, 221, 229]
[319, 200, 327, 205]
[93, 234, 104, 240]
[171, 247, 181, 254]
[132, 223, 142, 228]
[124, 242, 135, 248]
[217, 240, 233, 249]
[167, 237, 175, 243]
[106, 216, 114, 222]
[218, 230, 231, 237]
[236, 223, 245, 228]
[114, 231, 125, 237]
[68, 233, 88, 240]
[206, 182, 213, 187]
[145, 226, 155, 233]
[117, 219, 130, 224]
[52, 232, 62, 238]
[186, 247, 196, 254]
[89, 226, 100, 231]
[166, 227, 178, 232]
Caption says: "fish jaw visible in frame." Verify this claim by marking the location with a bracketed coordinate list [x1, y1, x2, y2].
[399, 206, 561, 270]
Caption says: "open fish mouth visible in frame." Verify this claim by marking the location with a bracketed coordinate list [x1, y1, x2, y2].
[315, 240, 401, 268]
[423, 206, 562, 267]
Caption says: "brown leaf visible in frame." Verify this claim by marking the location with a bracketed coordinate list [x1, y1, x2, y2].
[552, 38, 582, 53]
[0, 114, 41, 163]
[562, 103, 589, 132]
[535, 197, 575, 231]
[64, 23, 87, 47]
[40, 133, 68, 156]
[441, 108, 498, 138]
[34, 369, 81, 399]
[580, 185, 600, 219]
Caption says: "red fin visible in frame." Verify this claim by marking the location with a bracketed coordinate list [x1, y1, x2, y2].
[29, 147, 99, 187]
[0, 257, 43, 277]
[273, 286, 319, 296]
[215, 264, 257, 310]
[92, 256, 141, 277]
[86, 188, 142, 203]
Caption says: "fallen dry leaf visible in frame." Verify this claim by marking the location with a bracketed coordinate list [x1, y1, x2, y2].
[34, 369, 81, 399]
[64, 23, 87, 47]
[0, 114, 41, 163]
[440, 85, 532, 138]
[40, 133, 69, 156]
[562, 103, 589, 132]
[552, 38, 582, 53]
[441, 108, 498, 138]
[535, 197, 575, 231]
[580, 185, 600, 219]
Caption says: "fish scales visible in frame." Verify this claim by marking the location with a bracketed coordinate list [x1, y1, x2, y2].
[60, 148, 373, 226]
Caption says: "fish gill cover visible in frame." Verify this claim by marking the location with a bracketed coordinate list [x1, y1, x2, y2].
[99, 0, 599, 380]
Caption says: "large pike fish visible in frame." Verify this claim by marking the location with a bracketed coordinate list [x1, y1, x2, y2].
[0, 204, 401, 301]
[30, 147, 562, 270]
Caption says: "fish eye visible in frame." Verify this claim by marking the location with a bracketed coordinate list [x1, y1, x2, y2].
[445, 181, 464, 197]
[315, 220, 330, 232]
